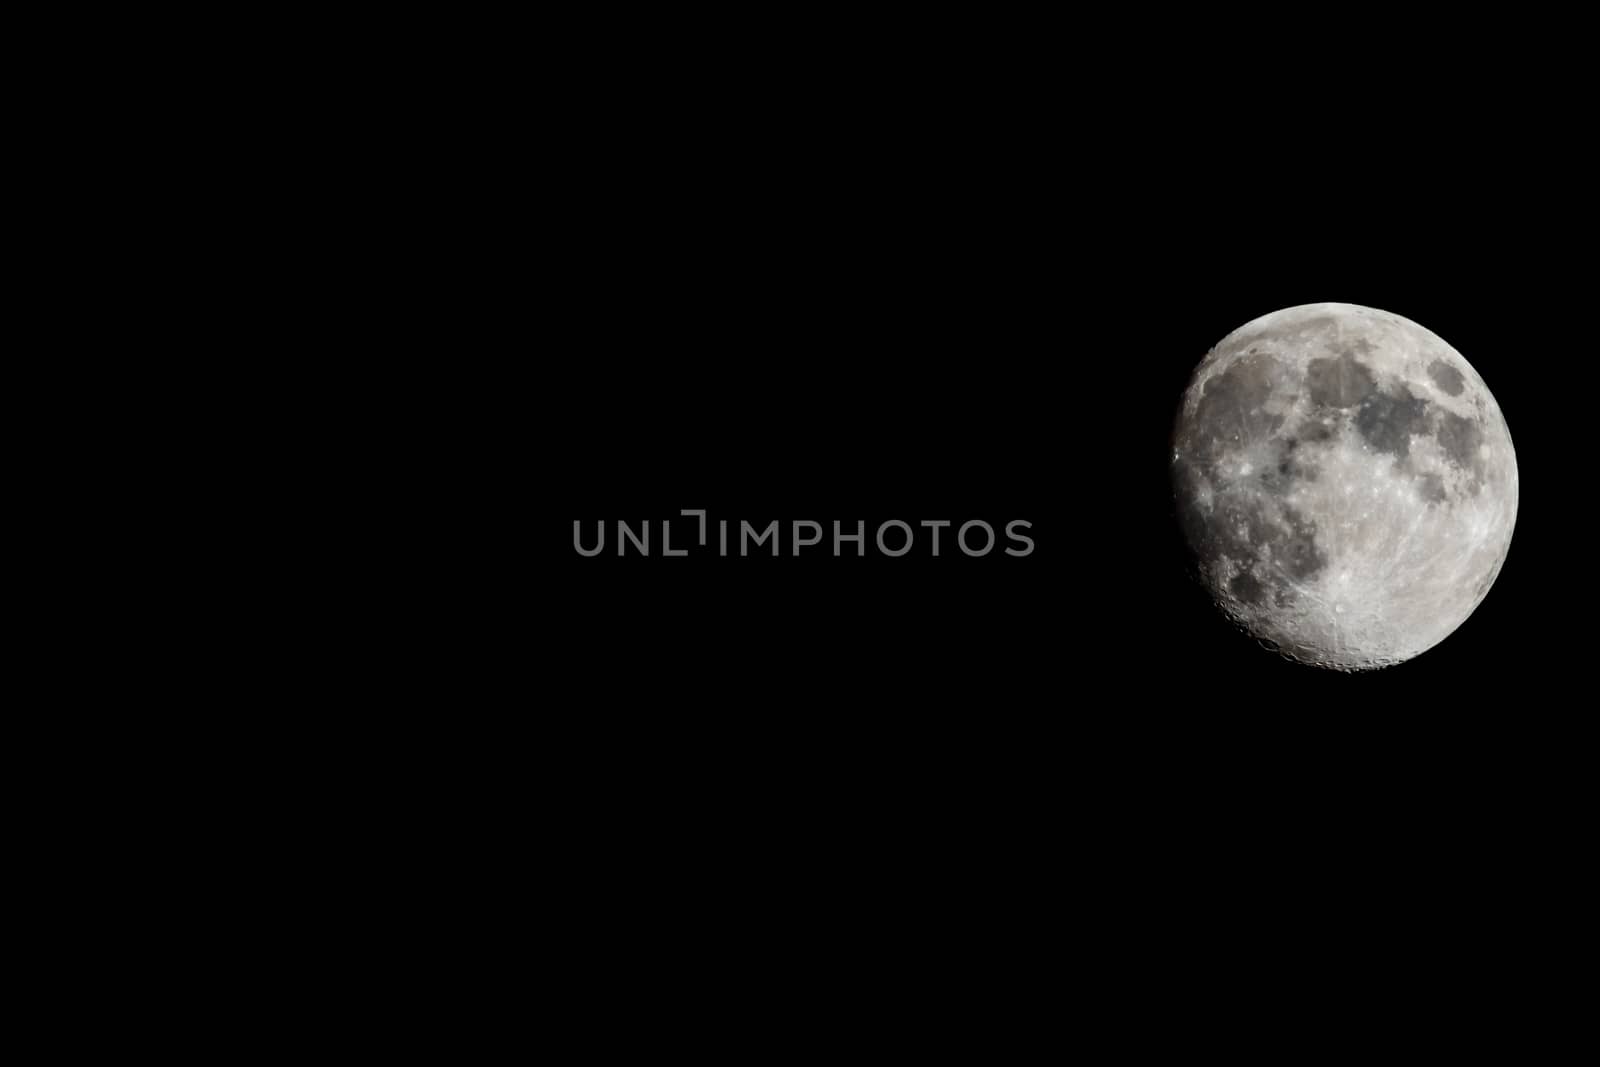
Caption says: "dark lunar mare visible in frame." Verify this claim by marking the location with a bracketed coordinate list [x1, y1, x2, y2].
[1428, 359, 1465, 396]
[1416, 472, 1447, 503]
[1304, 351, 1375, 409]
[1187, 351, 1284, 460]
[1355, 388, 1431, 460]
[1434, 409, 1485, 491]
[1301, 343, 1486, 498]
[1173, 351, 1330, 611]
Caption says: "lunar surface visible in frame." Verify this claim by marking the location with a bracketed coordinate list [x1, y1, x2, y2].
[1171, 303, 1517, 670]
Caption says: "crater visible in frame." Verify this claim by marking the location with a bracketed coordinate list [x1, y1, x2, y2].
[1229, 569, 1268, 606]
[1428, 359, 1465, 396]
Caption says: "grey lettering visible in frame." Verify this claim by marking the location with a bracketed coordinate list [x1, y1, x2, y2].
[741, 520, 779, 556]
[618, 520, 649, 556]
[573, 520, 605, 557]
[958, 520, 995, 556]
[877, 520, 914, 557]
[834, 520, 865, 556]
[682, 509, 707, 546]
[662, 520, 688, 556]
[792, 521, 823, 555]
[1005, 520, 1035, 557]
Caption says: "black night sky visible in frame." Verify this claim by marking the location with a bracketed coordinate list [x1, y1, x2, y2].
[536, 55, 1586, 1021]
[548, 168, 1570, 712]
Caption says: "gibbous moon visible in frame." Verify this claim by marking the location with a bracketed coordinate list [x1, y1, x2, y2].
[1171, 303, 1517, 670]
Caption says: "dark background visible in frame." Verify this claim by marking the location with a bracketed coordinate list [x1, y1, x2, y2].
[33, 14, 1584, 1045]
[543, 127, 1573, 722]
[532, 40, 1587, 1012]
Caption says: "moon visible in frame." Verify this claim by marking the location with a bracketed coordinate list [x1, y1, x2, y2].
[1171, 302, 1517, 670]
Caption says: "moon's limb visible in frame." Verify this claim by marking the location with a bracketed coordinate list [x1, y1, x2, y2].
[1171, 303, 1517, 671]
